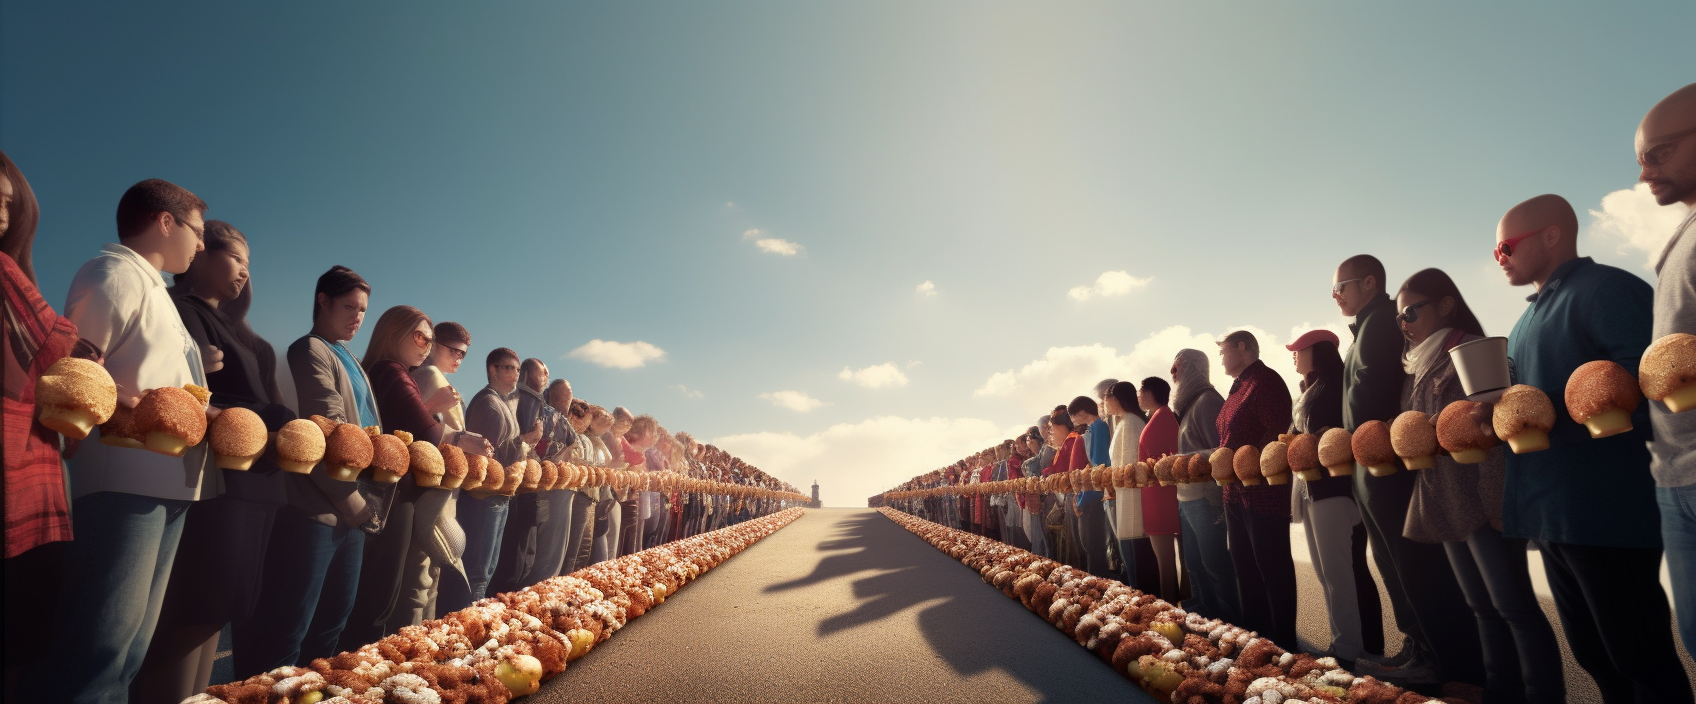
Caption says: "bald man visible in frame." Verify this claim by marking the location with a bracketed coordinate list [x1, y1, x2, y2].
[1641, 82, 1696, 666]
[1495, 194, 1689, 703]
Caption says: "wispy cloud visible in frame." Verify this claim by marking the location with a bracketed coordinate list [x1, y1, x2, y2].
[915, 280, 937, 296]
[754, 238, 804, 256]
[672, 384, 705, 399]
[838, 363, 910, 389]
[742, 228, 762, 240]
[1067, 271, 1152, 301]
[1587, 184, 1691, 270]
[759, 390, 826, 412]
[565, 339, 667, 369]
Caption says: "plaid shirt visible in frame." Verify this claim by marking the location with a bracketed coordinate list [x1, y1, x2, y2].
[1218, 359, 1293, 517]
[3, 254, 78, 557]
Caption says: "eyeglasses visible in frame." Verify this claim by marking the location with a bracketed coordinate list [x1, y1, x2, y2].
[1494, 228, 1543, 263]
[1398, 299, 1435, 324]
[1331, 278, 1362, 296]
[174, 214, 204, 241]
[1639, 126, 1696, 168]
[411, 330, 435, 348]
[494, 364, 518, 372]
[442, 344, 468, 361]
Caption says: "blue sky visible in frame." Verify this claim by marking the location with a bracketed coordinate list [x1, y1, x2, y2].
[5, 2, 1692, 505]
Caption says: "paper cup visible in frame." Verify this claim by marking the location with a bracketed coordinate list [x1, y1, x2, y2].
[1450, 336, 1511, 398]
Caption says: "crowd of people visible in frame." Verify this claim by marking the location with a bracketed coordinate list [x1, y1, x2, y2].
[0, 150, 800, 704]
[880, 84, 1696, 704]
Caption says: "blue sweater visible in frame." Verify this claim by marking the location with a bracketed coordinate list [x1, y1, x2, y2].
[1077, 418, 1111, 507]
[1504, 257, 1658, 549]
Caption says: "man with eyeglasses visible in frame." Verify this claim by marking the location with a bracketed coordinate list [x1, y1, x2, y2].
[1494, 194, 1689, 702]
[451, 347, 534, 608]
[1640, 83, 1696, 664]
[1334, 255, 1480, 688]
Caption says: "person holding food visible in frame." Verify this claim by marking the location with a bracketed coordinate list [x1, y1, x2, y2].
[1212, 330, 1297, 649]
[1334, 254, 1480, 687]
[235, 265, 382, 677]
[131, 220, 298, 703]
[32, 179, 222, 704]
[1168, 348, 1238, 625]
[451, 346, 531, 608]
[1393, 268, 1563, 703]
[401, 321, 475, 622]
[0, 151, 107, 701]
[1282, 329, 1383, 670]
[1637, 83, 1696, 657]
[1133, 378, 1182, 604]
[1494, 194, 1690, 702]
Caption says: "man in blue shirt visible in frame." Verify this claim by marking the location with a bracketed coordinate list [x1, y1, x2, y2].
[1495, 194, 1692, 703]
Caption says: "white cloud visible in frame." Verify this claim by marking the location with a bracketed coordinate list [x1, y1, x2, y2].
[1067, 270, 1152, 301]
[973, 324, 1353, 410]
[741, 228, 762, 240]
[758, 390, 826, 412]
[754, 238, 804, 256]
[1587, 183, 1691, 270]
[672, 384, 705, 399]
[712, 415, 1018, 507]
[565, 339, 667, 369]
[837, 363, 910, 389]
[916, 280, 937, 296]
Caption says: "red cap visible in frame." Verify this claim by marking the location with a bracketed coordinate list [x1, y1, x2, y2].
[1285, 329, 1340, 352]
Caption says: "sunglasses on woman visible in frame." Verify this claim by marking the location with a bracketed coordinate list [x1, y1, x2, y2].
[1398, 299, 1435, 324]
[411, 330, 435, 348]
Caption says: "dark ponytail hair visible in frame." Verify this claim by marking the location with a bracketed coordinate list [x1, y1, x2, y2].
[1397, 268, 1485, 339]
[312, 265, 371, 322]
[1109, 381, 1148, 422]
[170, 220, 280, 401]
[1301, 340, 1345, 391]
[1049, 409, 1076, 432]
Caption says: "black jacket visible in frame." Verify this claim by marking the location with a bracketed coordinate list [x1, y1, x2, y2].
[1343, 294, 1407, 431]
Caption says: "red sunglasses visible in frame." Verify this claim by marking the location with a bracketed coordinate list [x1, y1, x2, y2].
[1494, 228, 1543, 263]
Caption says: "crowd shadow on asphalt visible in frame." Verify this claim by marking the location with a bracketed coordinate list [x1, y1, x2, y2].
[766, 511, 1152, 703]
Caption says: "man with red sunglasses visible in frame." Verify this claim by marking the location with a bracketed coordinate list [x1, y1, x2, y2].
[1640, 82, 1696, 676]
[1494, 194, 1689, 702]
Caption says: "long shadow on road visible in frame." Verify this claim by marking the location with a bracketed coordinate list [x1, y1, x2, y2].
[767, 510, 1153, 704]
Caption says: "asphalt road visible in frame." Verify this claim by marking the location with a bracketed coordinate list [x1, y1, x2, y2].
[532, 508, 1156, 703]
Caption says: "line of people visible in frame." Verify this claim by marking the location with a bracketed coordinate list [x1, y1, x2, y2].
[883, 83, 1696, 704]
[0, 155, 799, 704]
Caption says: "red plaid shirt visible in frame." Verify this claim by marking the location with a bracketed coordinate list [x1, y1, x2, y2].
[1217, 359, 1293, 517]
[3, 254, 78, 557]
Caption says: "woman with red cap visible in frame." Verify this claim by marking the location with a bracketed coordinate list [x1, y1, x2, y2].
[1287, 329, 1385, 670]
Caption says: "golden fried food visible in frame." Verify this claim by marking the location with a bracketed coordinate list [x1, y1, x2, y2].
[367, 429, 410, 483]
[208, 406, 267, 470]
[1317, 427, 1354, 476]
[134, 386, 208, 457]
[1286, 433, 1323, 481]
[1351, 420, 1397, 476]
[1259, 441, 1290, 485]
[1566, 360, 1641, 438]
[1233, 445, 1263, 486]
[1390, 411, 1438, 470]
[409, 440, 445, 487]
[275, 418, 326, 473]
[98, 403, 146, 449]
[439, 443, 469, 490]
[461, 452, 486, 491]
[324, 423, 373, 482]
[34, 357, 117, 439]
[1210, 448, 1236, 486]
[1641, 333, 1696, 413]
[1437, 400, 1496, 464]
[1493, 384, 1555, 453]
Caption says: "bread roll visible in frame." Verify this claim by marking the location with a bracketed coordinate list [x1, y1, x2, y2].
[1210, 448, 1236, 486]
[1150, 455, 1173, 486]
[1286, 433, 1323, 482]
[275, 418, 327, 474]
[1233, 445, 1263, 486]
[367, 429, 410, 483]
[34, 357, 117, 439]
[1437, 400, 1497, 464]
[1260, 441, 1290, 485]
[324, 423, 373, 482]
[468, 458, 505, 498]
[1132, 461, 1152, 487]
[1492, 384, 1555, 453]
[1640, 333, 1696, 413]
[208, 407, 267, 470]
[1390, 411, 1438, 470]
[1351, 420, 1396, 476]
[439, 443, 469, 490]
[461, 453, 487, 491]
[1317, 428, 1354, 476]
[97, 403, 146, 449]
[1566, 360, 1641, 438]
[307, 414, 337, 437]
[502, 460, 525, 497]
[134, 386, 208, 457]
[539, 460, 560, 491]
[409, 441, 446, 488]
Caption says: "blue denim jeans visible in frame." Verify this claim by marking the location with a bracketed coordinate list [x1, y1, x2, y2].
[1178, 498, 1239, 625]
[1444, 527, 1565, 704]
[232, 508, 364, 679]
[36, 492, 191, 704]
[455, 492, 510, 603]
[1661, 484, 1696, 655]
